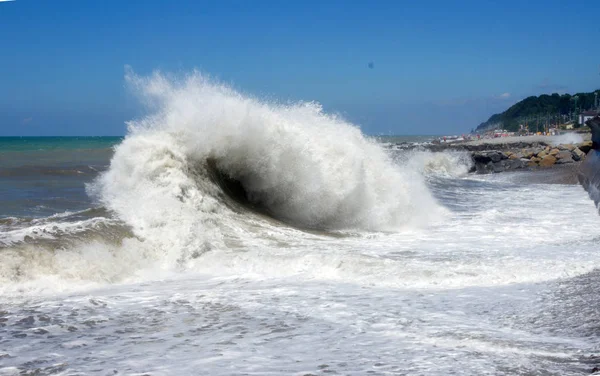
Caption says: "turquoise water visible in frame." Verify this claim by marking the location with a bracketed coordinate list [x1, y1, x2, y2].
[0, 136, 122, 152]
[0, 137, 122, 217]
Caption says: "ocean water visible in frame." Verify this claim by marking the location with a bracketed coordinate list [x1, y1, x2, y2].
[1, 73, 600, 375]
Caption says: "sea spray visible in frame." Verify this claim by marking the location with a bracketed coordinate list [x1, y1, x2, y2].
[551, 133, 584, 146]
[0, 70, 458, 292]
[97, 70, 443, 247]
[395, 149, 474, 179]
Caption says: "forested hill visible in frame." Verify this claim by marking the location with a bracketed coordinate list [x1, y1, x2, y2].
[476, 90, 600, 132]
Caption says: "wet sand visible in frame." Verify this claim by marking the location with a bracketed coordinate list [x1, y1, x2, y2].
[503, 163, 581, 185]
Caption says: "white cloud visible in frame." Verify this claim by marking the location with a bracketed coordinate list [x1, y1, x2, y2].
[499, 92, 511, 99]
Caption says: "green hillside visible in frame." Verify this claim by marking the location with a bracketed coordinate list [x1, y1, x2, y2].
[476, 90, 600, 132]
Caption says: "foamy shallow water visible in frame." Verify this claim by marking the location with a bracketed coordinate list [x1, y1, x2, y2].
[2, 177, 600, 375]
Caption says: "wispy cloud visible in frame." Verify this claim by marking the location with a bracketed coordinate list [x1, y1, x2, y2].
[499, 92, 511, 99]
[0, 0, 17, 3]
[21, 117, 33, 125]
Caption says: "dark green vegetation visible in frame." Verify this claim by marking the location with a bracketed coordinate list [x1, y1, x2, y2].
[476, 90, 600, 132]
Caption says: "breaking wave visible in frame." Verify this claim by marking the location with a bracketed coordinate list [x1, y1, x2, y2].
[398, 150, 474, 179]
[0, 70, 459, 292]
[93, 71, 444, 252]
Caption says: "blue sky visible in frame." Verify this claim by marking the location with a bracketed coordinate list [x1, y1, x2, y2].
[1, 0, 599, 136]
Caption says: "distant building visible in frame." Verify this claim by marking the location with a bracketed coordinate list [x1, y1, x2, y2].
[579, 110, 599, 125]
[493, 129, 511, 137]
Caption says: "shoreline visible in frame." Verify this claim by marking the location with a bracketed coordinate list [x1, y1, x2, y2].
[463, 133, 590, 146]
[411, 134, 594, 178]
[481, 163, 582, 185]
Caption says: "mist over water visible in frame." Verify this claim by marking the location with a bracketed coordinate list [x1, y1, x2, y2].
[1, 72, 600, 375]
[551, 133, 584, 146]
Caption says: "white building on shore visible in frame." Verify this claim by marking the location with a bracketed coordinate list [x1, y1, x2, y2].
[579, 110, 599, 125]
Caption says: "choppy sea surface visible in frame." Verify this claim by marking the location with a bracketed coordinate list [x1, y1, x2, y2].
[1, 74, 600, 375]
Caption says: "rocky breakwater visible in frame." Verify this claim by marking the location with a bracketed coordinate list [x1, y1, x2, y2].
[470, 141, 592, 174]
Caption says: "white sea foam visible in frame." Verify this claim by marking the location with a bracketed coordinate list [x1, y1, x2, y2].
[89, 70, 445, 270]
[399, 150, 473, 178]
[0, 217, 119, 246]
[550, 132, 584, 145]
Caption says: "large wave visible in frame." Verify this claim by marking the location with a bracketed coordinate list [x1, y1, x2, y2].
[1, 70, 449, 292]
[95, 70, 442, 243]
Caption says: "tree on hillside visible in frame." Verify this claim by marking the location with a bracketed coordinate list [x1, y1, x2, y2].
[476, 90, 600, 132]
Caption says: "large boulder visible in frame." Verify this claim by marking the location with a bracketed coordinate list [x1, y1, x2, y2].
[538, 150, 548, 158]
[556, 150, 572, 160]
[472, 151, 506, 164]
[506, 158, 525, 170]
[579, 141, 593, 154]
[522, 149, 535, 158]
[491, 151, 507, 162]
[472, 152, 491, 164]
[549, 148, 560, 156]
[474, 160, 493, 174]
[472, 154, 527, 174]
[539, 155, 557, 167]
[556, 153, 575, 164]
[572, 148, 586, 161]
[492, 161, 505, 173]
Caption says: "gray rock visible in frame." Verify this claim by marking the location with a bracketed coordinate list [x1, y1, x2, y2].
[475, 161, 493, 174]
[472, 152, 492, 164]
[522, 149, 533, 158]
[556, 150, 572, 160]
[472, 150, 506, 164]
[556, 155, 574, 164]
[572, 148, 585, 161]
[506, 158, 525, 169]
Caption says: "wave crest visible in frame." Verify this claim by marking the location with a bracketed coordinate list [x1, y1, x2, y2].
[96, 71, 442, 245]
[399, 150, 474, 179]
